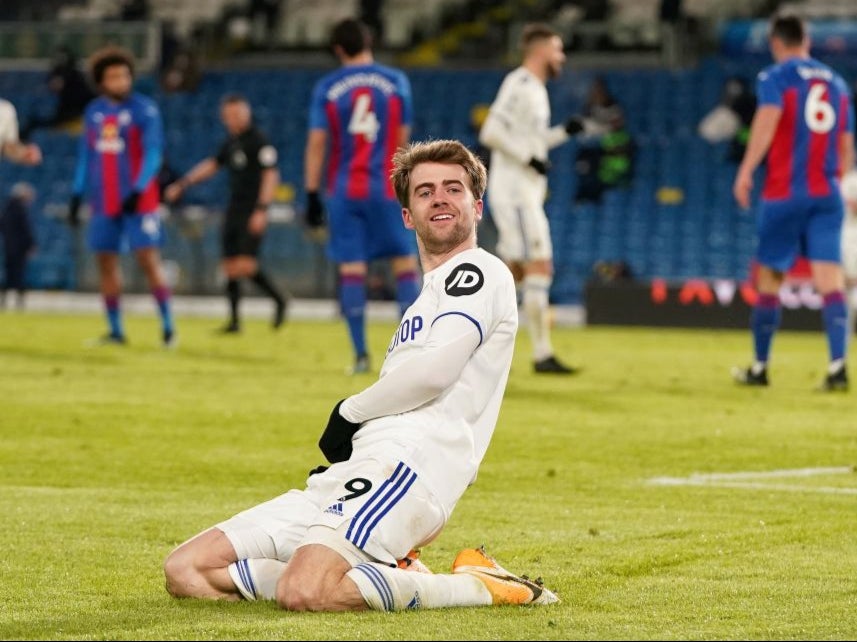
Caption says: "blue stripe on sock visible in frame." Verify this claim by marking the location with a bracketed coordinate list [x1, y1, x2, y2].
[354, 564, 393, 611]
[236, 559, 256, 599]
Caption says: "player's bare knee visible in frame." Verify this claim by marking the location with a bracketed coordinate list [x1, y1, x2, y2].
[163, 550, 197, 598]
[275, 575, 327, 611]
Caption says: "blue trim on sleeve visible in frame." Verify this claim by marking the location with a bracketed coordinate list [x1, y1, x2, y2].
[133, 98, 164, 191]
[431, 311, 483, 346]
[72, 129, 88, 196]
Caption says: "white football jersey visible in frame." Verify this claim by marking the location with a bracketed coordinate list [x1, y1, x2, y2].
[480, 66, 568, 201]
[0, 99, 19, 155]
[349, 248, 518, 512]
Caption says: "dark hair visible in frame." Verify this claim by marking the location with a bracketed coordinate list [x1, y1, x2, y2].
[769, 14, 806, 47]
[520, 23, 559, 50]
[89, 45, 135, 85]
[391, 139, 487, 208]
[330, 18, 372, 57]
[220, 92, 249, 107]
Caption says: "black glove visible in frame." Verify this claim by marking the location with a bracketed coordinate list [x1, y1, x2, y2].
[565, 116, 585, 135]
[318, 399, 361, 464]
[121, 190, 140, 215]
[306, 191, 325, 229]
[308, 464, 329, 477]
[528, 157, 550, 175]
[68, 194, 81, 228]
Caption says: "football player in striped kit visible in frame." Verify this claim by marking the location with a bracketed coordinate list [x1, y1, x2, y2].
[732, 13, 854, 390]
[303, 18, 420, 375]
[68, 46, 175, 347]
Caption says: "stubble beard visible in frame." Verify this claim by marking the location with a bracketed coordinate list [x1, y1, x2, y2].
[420, 220, 474, 256]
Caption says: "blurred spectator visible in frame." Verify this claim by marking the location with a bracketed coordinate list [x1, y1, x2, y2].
[659, 0, 683, 67]
[248, 0, 281, 49]
[583, 75, 625, 131]
[21, 45, 95, 140]
[592, 259, 634, 284]
[160, 45, 202, 93]
[574, 76, 635, 203]
[119, 0, 149, 20]
[698, 76, 756, 163]
[361, 0, 384, 44]
[0, 182, 36, 310]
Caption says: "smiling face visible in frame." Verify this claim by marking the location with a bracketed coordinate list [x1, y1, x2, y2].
[402, 161, 483, 258]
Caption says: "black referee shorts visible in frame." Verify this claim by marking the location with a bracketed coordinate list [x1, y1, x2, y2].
[222, 218, 262, 258]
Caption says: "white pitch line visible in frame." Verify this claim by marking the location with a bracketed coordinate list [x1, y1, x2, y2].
[647, 466, 857, 496]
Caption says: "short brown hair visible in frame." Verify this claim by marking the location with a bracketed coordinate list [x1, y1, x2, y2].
[520, 23, 559, 50]
[89, 45, 135, 85]
[769, 14, 806, 47]
[390, 139, 487, 208]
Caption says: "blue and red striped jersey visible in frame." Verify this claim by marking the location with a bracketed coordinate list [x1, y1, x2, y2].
[308, 63, 412, 201]
[73, 92, 164, 216]
[756, 56, 854, 200]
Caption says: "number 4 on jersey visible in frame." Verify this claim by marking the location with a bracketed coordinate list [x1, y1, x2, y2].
[348, 93, 379, 143]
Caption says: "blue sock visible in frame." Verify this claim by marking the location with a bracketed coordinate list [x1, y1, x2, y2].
[153, 286, 174, 335]
[395, 271, 420, 317]
[822, 291, 847, 362]
[340, 274, 367, 358]
[751, 293, 781, 364]
[104, 295, 124, 338]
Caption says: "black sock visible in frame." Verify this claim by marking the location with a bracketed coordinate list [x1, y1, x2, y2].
[226, 279, 241, 326]
[251, 270, 284, 305]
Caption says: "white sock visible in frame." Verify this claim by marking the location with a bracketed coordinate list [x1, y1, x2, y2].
[751, 361, 767, 375]
[346, 562, 492, 611]
[829, 358, 845, 374]
[227, 558, 287, 601]
[523, 274, 553, 361]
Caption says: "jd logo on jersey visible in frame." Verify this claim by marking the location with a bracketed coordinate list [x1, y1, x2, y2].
[445, 263, 484, 296]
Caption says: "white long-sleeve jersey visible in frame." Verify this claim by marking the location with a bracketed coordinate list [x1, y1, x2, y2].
[0, 99, 19, 156]
[339, 248, 518, 514]
[479, 66, 569, 201]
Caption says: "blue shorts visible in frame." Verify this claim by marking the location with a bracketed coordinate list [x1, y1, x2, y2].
[756, 193, 843, 272]
[88, 212, 164, 253]
[326, 196, 416, 263]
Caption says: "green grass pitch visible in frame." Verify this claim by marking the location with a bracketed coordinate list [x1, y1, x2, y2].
[1, 310, 856, 640]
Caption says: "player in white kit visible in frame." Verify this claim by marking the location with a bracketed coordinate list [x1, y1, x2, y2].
[841, 167, 857, 335]
[0, 99, 42, 166]
[164, 139, 560, 611]
[479, 23, 599, 375]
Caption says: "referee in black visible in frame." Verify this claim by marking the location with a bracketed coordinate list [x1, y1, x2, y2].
[165, 93, 287, 333]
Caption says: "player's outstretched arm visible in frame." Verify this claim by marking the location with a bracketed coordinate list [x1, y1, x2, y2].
[165, 157, 219, 203]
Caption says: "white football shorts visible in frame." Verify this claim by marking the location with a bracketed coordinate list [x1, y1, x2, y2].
[489, 197, 553, 263]
[217, 455, 445, 568]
